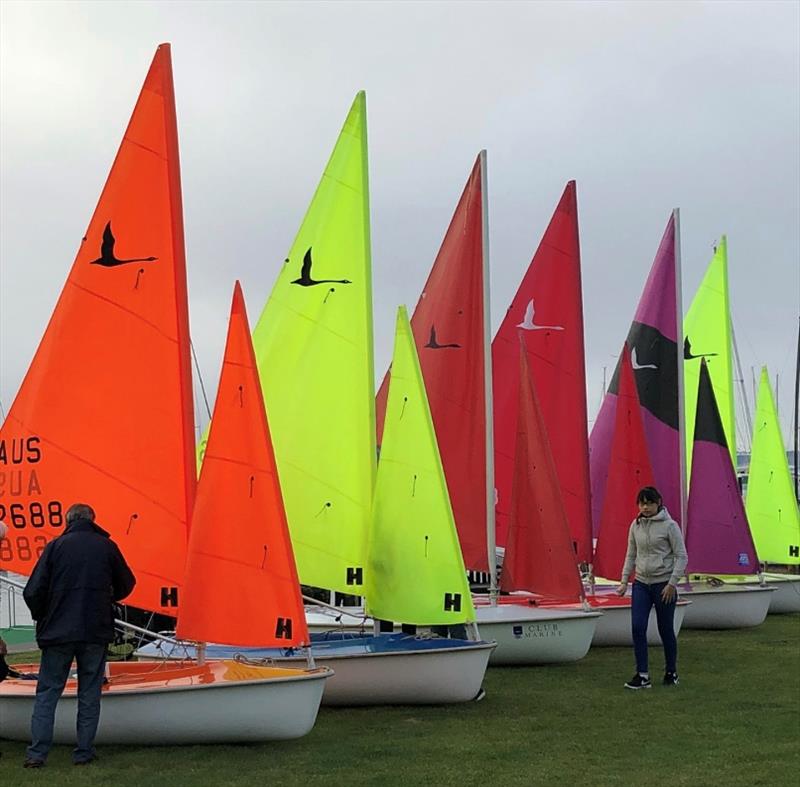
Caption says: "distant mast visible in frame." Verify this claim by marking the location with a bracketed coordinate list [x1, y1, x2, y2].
[674, 208, 688, 532]
[480, 150, 498, 598]
[794, 315, 799, 500]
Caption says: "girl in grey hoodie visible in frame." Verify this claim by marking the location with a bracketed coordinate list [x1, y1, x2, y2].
[615, 487, 688, 689]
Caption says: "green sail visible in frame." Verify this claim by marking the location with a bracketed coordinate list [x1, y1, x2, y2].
[683, 235, 736, 475]
[745, 367, 800, 565]
[246, 91, 375, 593]
[366, 306, 475, 625]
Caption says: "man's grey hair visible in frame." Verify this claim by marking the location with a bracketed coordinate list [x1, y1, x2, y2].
[66, 503, 95, 524]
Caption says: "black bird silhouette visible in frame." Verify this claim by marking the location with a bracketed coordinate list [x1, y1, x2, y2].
[291, 248, 351, 286]
[684, 336, 718, 360]
[425, 325, 460, 349]
[90, 222, 157, 267]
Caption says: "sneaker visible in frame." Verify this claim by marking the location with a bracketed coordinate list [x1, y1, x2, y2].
[74, 754, 97, 766]
[23, 759, 45, 768]
[663, 671, 679, 686]
[624, 673, 652, 690]
[472, 687, 486, 702]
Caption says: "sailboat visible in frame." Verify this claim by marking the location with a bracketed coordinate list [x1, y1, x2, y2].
[590, 213, 685, 535]
[588, 215, 693, 645]
[376, 155, 490, 573]
[145, 306, 495, 704]
[586, 344, 690, 646]
[474, 338, 601, 664]
[492, 181, 593, 562]
[695, 368, 800, 613]
[0, 46, 330, 744]
[683, 237, 737, 474]
[0, 44, 194, 614]
[375, 168, 599, 664]
[681, 240, 788, 619]
[680, 360, 774, 628]
[160, 93, 493, 705]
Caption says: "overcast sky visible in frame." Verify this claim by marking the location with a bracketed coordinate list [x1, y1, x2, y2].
[1, 0, 798, 449]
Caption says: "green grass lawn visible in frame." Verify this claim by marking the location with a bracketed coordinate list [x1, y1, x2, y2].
[2, 614, 798, 786]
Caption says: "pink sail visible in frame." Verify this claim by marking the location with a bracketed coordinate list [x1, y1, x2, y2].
[500, 338, 583, 601]
[593, 345, 656, 581]
[686, 359, 759, 574]
[589, 214, 681, 537]
[375, 156, 487, 571]
[492, 182, 592, 561]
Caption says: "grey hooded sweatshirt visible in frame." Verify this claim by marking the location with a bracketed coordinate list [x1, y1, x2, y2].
[620, 507, 688, 586]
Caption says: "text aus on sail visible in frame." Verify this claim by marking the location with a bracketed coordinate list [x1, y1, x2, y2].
[0, 437, 64, 565]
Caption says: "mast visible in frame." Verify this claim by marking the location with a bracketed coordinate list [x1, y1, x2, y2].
[731, 320, 753, 453]
[674, 208, 688, 533]
[480, 149, 498, 598]
[794, 315, 799, 500]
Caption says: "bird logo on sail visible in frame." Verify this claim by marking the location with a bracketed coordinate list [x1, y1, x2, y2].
[424, 326, 460, 349]
[516, 299, 564, 331]
[684, 337, 718, 360]
[631, 346, 658, 370]
[90, 222, 157, 267]
[291, 248, 352, 287]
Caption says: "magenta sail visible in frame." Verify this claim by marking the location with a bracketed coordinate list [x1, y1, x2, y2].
[589, 214, 681, 537]
[685, 360, 759, 574]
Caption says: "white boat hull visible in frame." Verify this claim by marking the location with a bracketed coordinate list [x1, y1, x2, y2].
[312, 641, 495, 706]
[680, 585, 775, 629]
[764, 577, 800, 613]
[0, 662, 331, 744]
[136, 637, 496, 707]
[473, 605, 601, 665]
[687, 574, 800, 614]
[590, 601, 689, 647]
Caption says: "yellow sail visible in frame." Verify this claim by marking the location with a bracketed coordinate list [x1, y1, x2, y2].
[366, 307, 475, 625]
[745, 367, 800, 565]
[684, 236, 736, 474]
[248, 92, 375, 593]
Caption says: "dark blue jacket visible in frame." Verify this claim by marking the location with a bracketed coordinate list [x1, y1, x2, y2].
[23, 518, 136, 647]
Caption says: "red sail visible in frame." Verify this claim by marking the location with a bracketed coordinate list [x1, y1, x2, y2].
[177, 283, 308, 647]
[376, 156, 487, 570]
[491, 182, 591, 561]
[0, 45, 195, 614]
[500, 339, 584, 601]
[592, 346, 655, 580]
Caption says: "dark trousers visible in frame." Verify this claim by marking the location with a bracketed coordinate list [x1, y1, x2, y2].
[631, 580, 678, 674]
[27, 642, 107, 763]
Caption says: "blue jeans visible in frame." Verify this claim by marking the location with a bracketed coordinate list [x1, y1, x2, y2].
[631, 581, 677, 674]
[27, 642, 107, 763]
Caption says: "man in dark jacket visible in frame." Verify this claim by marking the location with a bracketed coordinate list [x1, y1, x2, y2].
[22, 503, 135, 768]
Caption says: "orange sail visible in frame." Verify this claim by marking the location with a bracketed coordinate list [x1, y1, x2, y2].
[176, 283, 308, 648]
[500, 339, 584, 601]
[0, 44, 195, 615]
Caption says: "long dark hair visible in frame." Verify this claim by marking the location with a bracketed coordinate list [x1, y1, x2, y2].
[636, 486, 663, 513]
